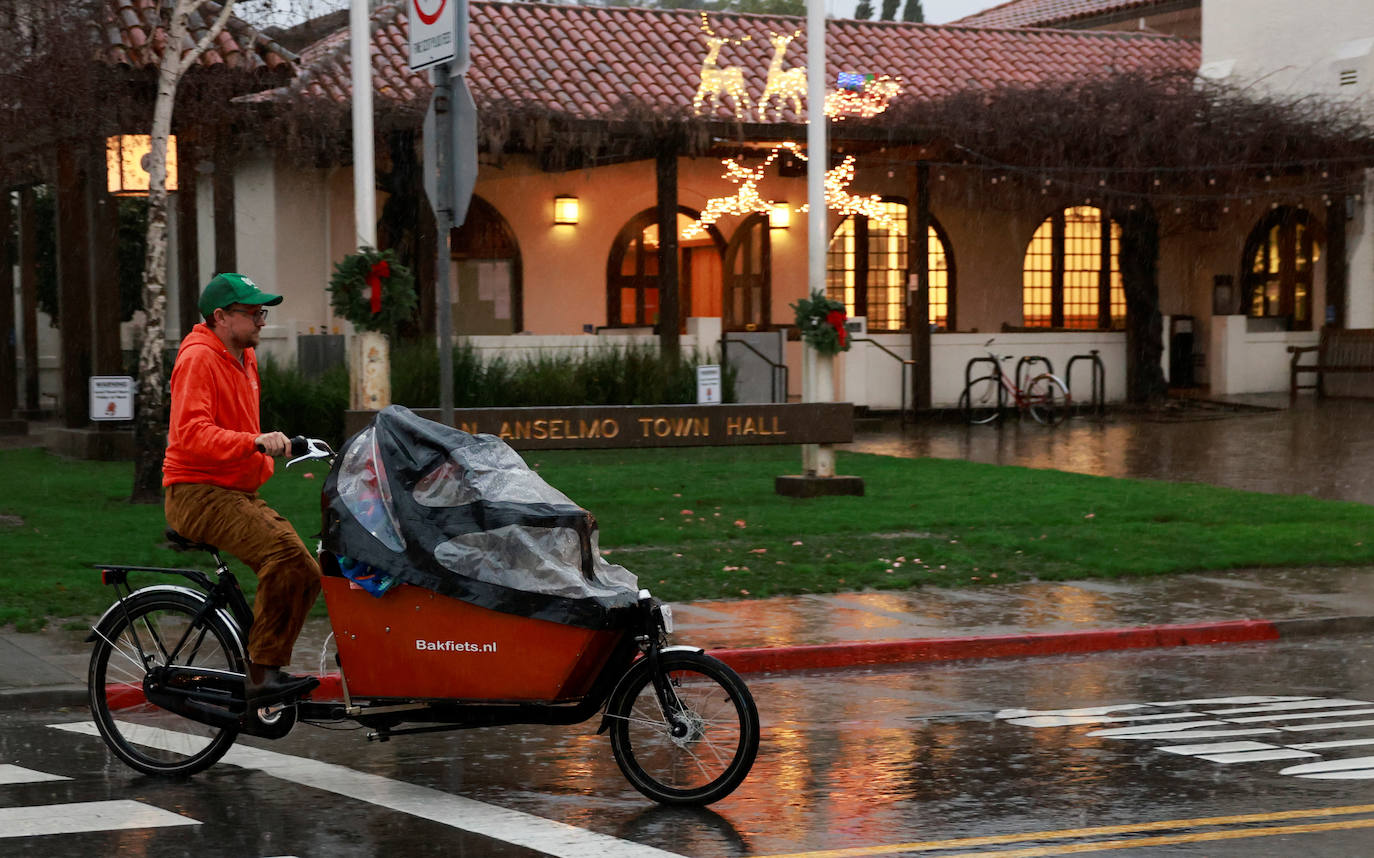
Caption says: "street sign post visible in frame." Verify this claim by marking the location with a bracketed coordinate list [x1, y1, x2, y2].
[415, 0, 473, 427]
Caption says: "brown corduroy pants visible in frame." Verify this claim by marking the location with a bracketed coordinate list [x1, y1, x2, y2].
[165, 483, 321, 667]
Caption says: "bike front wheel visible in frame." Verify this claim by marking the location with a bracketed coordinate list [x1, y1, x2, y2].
[607, 650, 760, 805]
[1025, 373, 1071, 426]
[961, 375, 1003, 424]
[88, 590, 242, 776]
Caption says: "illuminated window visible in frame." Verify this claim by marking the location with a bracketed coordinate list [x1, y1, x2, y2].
[1022, 206, 1124, 330]
[607, 208, 724, 329]
[826, 202, 955, 331]
[1242, 206, 1320, 330]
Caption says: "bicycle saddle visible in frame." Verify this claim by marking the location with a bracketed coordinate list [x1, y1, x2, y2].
[165, 529, 219, 554]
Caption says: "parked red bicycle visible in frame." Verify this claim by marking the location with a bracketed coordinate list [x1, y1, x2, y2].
[960, 338, 1072, 426]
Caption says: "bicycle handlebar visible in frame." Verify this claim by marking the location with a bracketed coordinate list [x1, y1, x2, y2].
[253, 435, 335, 467]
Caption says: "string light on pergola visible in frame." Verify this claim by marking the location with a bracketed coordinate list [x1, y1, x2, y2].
[686, 143, 894, 237]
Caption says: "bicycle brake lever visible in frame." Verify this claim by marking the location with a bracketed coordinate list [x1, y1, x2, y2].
[286, 438, 334, 468]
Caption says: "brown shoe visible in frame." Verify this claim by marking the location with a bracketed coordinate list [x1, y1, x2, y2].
[245, 662, 319, 707]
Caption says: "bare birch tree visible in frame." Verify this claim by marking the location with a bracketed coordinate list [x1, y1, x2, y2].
[131, 0, 239, 503]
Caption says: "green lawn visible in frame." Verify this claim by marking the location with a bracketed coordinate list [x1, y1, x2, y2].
[1, 445, 1372, 631]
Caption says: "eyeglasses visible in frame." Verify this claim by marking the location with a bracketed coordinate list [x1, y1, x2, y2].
[226, 307, 269, 322]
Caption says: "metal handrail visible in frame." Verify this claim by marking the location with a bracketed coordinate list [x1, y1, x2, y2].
[851, 337, 917, 424]
[721, 335, 788, 403]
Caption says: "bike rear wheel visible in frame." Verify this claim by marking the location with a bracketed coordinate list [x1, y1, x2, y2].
[961, 375, 1003, 424]
[88, 590, 242, 776]
[1025, 374, 1071, 426]
[607, 650, 759, 805]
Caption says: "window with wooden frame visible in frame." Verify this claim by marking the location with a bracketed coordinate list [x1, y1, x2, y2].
[606, 208, 724, 330]
[1022, 206, 1124, 330]
[1242, 206, 1321, 331]
[826, 201, 956, 331]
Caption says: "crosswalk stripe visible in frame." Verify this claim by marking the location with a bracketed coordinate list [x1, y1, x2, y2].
[0, 800, 199, 838]
[51, 721, 681, 858]
[0, 765, 71, 786]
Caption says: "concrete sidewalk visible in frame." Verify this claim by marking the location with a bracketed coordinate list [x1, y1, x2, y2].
[6, 564, 1374, 710]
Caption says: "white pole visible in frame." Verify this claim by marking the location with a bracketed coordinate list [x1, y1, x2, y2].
[806, 0, 826, 302]
[351, 0, 376, 249]
[804, 0, 834, 477]
[349, 0, 387, 412]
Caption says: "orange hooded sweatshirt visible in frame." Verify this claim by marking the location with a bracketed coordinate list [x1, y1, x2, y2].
[162, 323, 275, 491]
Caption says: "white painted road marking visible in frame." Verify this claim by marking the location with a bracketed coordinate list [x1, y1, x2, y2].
[51, 721, 682, 858]
[0, 799, 199, 838]
[1000, 695, 1374, 780]
[1281, 757, 1374, 779]
[0, 764, 71, 786]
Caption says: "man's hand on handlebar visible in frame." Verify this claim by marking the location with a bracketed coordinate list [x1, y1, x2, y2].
[254, 432, 292, 457]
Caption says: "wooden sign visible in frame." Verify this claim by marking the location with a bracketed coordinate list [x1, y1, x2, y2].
[345, 403, 853, 450]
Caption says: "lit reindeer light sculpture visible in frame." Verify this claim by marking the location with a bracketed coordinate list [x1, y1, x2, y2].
[693, 14, 753, 122]
[758, 31, 806, 121]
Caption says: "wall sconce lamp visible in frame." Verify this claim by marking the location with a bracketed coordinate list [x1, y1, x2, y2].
[106, 134, 178, 196]
[553, 195, 580, 225]
[769, 203, 790, 229]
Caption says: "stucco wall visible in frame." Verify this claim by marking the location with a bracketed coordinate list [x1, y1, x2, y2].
[1202, 0, 1374, 99]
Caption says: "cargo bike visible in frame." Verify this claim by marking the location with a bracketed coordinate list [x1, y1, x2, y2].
[86, 406, 760, 805]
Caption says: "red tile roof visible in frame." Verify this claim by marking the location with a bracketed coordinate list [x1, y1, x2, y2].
[260, 1, 1198, 123]
[954, 0, 1183, 29]
[100, 0, 296, 73]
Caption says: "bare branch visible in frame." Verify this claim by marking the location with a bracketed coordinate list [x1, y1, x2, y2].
[176, 0, 238, 77]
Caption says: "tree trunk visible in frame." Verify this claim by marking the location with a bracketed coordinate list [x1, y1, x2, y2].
[1116, 204, 1168, 404]
[131, 0, 235, 503]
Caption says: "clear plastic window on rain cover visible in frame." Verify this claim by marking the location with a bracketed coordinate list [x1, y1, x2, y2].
[335, 426, 405, 552]
[434, 525, 638, 601]
[411, 436, 575, 509]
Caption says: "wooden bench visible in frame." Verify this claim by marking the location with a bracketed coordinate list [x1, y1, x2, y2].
[1288, 328, 1374, 401]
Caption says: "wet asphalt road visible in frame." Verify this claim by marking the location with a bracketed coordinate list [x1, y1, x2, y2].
[7, 634, 1374, 857]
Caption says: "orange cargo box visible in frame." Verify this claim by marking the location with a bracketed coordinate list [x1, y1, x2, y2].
[321, 577, 623, 702]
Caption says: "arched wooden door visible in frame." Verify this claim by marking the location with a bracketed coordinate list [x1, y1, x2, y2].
[723, 213, 770, 331]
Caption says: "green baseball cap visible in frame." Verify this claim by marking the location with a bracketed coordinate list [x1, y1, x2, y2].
[198, 272, 283, 317]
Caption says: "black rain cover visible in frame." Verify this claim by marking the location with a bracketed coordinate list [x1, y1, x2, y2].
[322, 405, 640, 629]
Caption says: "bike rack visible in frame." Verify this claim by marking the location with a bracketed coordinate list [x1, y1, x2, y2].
[1065, 350, 1106, 419]
[1015, 355, 1054, 391]
[850, 338, 917, 425]
[964, 355, 1006, 414]
[721, 335, 788, 404]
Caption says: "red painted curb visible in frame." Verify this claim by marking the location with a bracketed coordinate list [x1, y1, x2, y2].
[708, 619, 1283, 674]
[99, 620, 1284, 705]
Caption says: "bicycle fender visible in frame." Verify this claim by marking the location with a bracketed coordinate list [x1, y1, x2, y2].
[595, 645, 705, 735]
[86, 585, 247, 659]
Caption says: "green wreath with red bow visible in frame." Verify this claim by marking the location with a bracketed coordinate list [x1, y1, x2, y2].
[791, 290, 851, 355]
[328, 247, 417, 333]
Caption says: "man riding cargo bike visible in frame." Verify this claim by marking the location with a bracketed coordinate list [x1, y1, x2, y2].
[86, 274, 759, 805]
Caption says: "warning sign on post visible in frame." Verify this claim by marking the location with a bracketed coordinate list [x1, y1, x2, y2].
[696, 365, 722, 405]
[90, 376, 135, 422]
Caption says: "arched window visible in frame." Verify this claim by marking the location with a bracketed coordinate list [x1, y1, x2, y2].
[606, 208, 724, 330]
[450, 196, 522, 334]
[1022, 206, 1124, 330]
[1242, 206, 1321, 330]
[825, 201, 956, 331]
[723, 213, 770, 332]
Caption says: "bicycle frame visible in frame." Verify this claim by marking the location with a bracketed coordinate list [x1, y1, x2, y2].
[89, 553, 673, 741]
